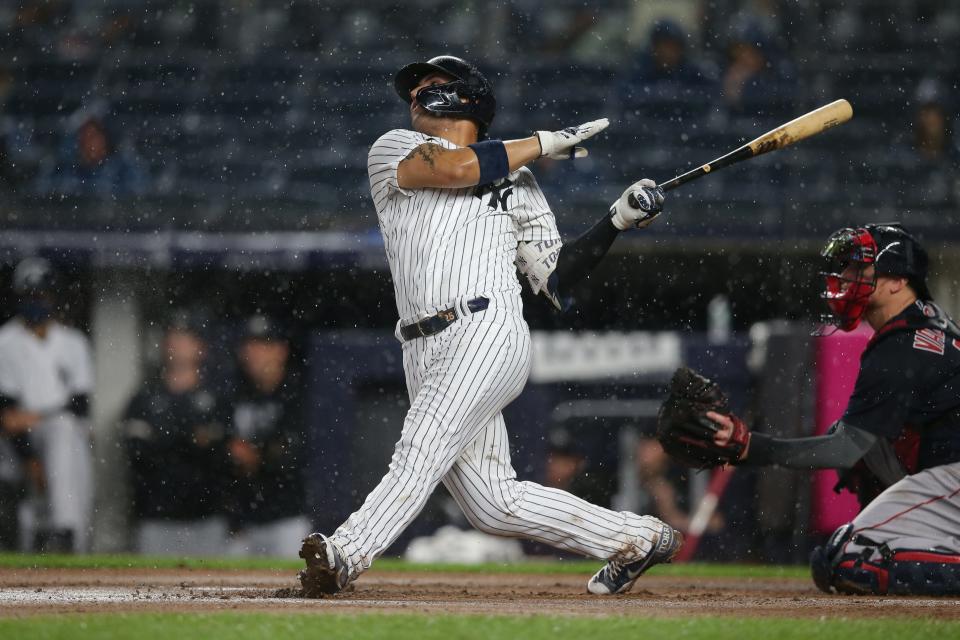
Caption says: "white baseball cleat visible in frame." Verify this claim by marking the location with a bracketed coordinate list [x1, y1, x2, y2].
[587, 524, 684, 595]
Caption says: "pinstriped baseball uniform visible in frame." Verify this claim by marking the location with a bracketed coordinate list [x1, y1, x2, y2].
[329, 128, 664, 579]
[0, 319, 94, 551]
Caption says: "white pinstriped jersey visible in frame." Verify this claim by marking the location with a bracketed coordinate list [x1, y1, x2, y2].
[367, 129, 562, 323]
[0, 319, 93, 413]
[330, 126, 666, 584]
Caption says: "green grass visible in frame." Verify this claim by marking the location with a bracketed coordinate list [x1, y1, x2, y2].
[0, 552, 809, 578]
[0, 613, 953, 640]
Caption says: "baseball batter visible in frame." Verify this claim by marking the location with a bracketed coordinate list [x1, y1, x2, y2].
[701, 224, 960, 595]
[299, 55, 681, 596]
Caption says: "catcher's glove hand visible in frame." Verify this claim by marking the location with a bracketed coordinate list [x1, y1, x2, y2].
[656, 366, 750, 468]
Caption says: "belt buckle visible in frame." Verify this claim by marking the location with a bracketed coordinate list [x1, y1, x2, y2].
[438, 309, 457, 323]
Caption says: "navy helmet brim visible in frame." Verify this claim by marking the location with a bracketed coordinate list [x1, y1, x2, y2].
[394, 62, 459, 103]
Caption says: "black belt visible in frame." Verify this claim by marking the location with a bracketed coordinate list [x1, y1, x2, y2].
[400, 297, 489, 341]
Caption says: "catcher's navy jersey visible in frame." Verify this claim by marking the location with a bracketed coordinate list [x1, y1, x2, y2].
[843, 300, 960, 471]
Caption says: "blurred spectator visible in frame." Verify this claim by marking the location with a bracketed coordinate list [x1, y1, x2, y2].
[913, 79, 957, 163]
[628, 19, 716, 87]
[634, 437, 723, 536]
[627, 1, 702, 50]
[0, 257, 94, 552]
[720, 22, 795, 114]
[897, 78, 960, 209]
[0, 67, 23, 194]
[7, 1, 70, 55]
[619, 18, 718, 119]
[0, 132, 24, 194]
[226, 314, 310, 557]
[543, 426, 613, 507]
[35, 106, 149, 198]
[0, 65, 13, 107]
[123, 311, 231, 556]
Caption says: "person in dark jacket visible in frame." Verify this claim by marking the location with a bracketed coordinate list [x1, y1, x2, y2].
[123, 312, 230, 555]
[226, 314, 309, 557]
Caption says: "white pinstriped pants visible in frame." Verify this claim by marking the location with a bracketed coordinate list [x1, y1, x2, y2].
[332, 302, 664, 580]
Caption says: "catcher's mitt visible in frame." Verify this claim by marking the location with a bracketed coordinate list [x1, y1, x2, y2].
[656, 367, 749, 468]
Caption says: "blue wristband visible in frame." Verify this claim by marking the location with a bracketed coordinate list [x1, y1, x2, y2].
[468, 140, 509, 185]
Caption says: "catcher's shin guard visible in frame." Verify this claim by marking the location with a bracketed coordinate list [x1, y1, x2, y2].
[811, 524, 960, 595]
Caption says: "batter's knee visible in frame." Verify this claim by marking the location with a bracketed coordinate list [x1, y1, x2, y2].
[452, 478, 525, 535]
[810, 523, 960, 596]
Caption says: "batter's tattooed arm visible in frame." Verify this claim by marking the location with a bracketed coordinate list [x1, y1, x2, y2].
[402, 143, 443, 171]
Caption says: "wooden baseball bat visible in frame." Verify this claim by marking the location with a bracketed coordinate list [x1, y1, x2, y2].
[655, 99, 854, 193]
[674, 466, 735, 563]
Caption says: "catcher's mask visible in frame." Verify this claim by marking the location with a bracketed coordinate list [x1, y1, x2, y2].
[817, 223, 930, 335]
[394, 55, 496, 137]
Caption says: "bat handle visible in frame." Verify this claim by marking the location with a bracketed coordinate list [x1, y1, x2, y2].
[624, 174, 682, 208]
[659, 175, 682, 192]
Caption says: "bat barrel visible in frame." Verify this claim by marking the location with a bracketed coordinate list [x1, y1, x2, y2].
[655, 99, 852, 194]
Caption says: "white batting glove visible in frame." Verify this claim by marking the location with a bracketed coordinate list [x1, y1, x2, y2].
[536, 118, 609, 160]
[610, 179, 665, 230]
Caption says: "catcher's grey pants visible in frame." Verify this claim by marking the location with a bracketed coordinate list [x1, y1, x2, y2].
[844, 461, 960, 560]
[332, 300, 664, 580]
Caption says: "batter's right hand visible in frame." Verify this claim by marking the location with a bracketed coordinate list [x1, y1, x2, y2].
[610, 178, 664, 230]
[536, 118, 609, 159]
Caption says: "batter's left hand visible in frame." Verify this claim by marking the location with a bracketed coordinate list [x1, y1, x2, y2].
[610, 179, 664, 230]
[536, 118, 609, 159]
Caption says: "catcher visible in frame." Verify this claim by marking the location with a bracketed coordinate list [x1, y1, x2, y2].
[658, 223, 960, 596]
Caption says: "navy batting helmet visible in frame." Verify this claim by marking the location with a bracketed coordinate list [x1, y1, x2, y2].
[12, 257, 58, 325]
[394, 55, 496, 134]
[13, 256, 57, 295]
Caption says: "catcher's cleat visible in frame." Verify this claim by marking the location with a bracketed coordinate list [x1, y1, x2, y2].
[587, 525, 684, 595]
[298, 533, 350, 597]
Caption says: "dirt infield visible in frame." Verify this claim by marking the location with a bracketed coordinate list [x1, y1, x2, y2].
[1, 567, 957, 619]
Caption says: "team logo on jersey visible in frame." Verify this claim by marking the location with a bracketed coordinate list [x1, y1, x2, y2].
[913, 328, 945, 355]
[474, 178, 514, 211]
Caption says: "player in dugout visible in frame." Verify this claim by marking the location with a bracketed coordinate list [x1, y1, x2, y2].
[0, 257, 94, 553]
[705, 223, 960, 596]
[298, 54, 681, 597]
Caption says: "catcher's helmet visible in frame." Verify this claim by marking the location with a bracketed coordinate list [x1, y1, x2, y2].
[394, 55, 496, 134]
[819, 223, 930, 332]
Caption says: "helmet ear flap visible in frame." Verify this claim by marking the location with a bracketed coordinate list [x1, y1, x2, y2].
[460, 73, 486, 98]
